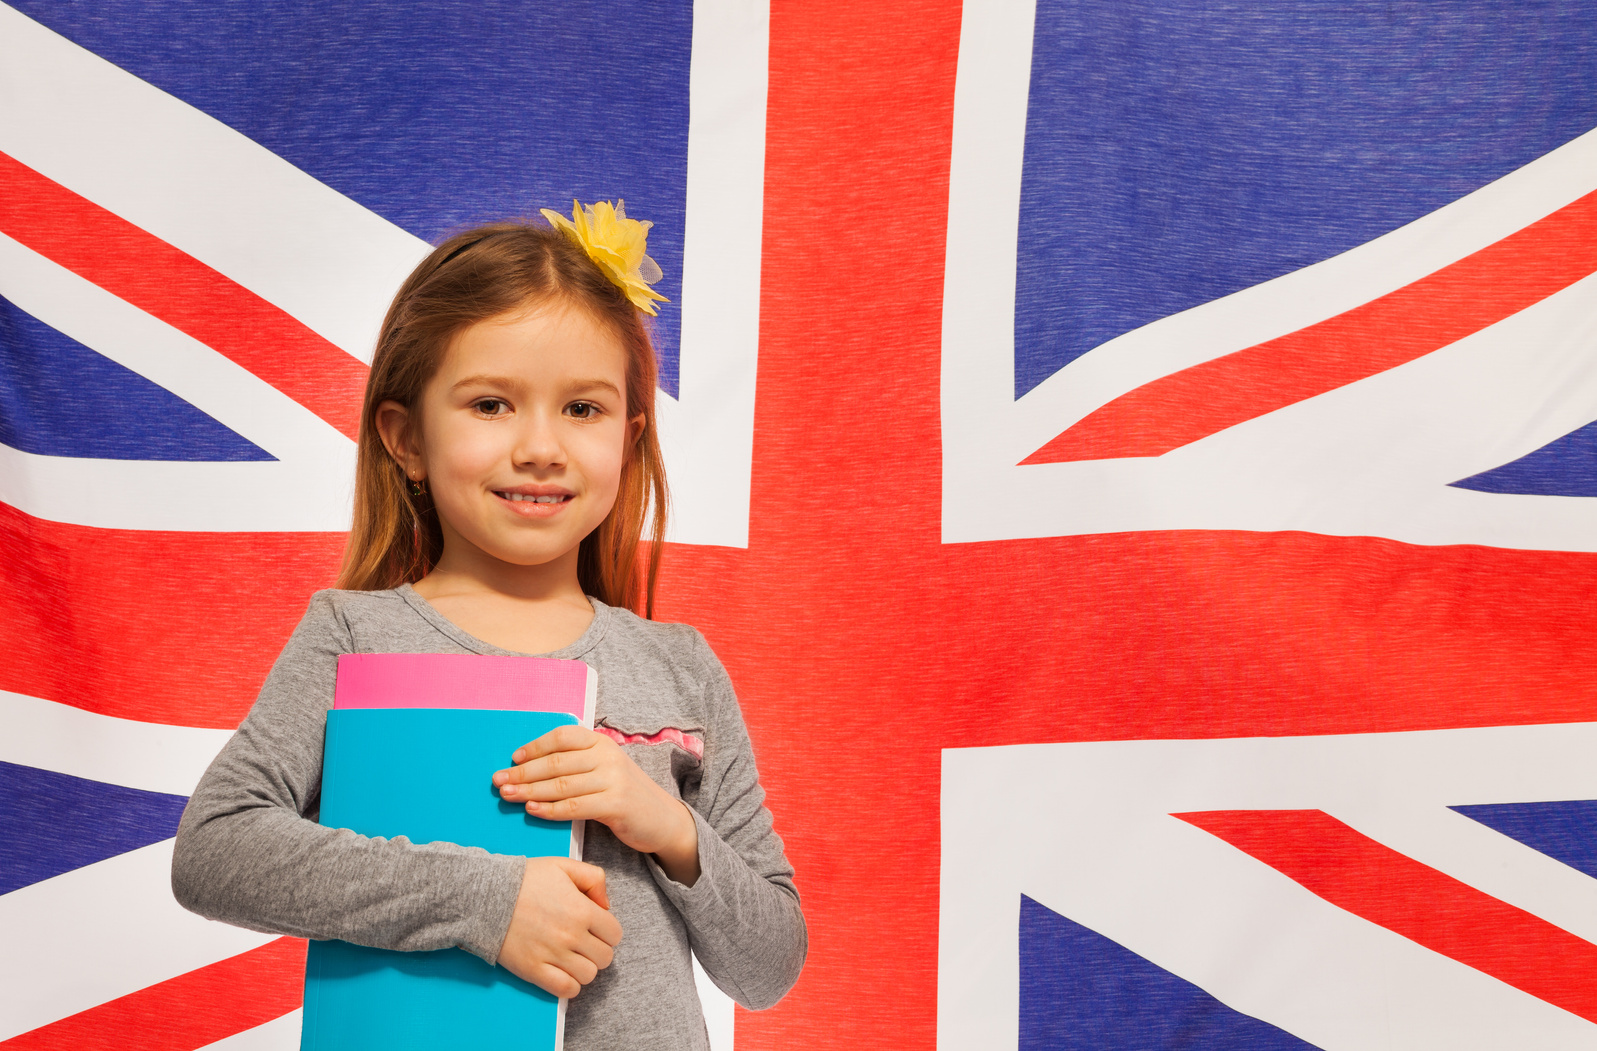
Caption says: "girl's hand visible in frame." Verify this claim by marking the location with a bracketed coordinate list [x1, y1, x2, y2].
[493, 726, 701, 886]
[497, 856, 622, 998]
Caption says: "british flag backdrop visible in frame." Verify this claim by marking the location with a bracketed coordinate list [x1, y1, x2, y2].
[3, 1, 1597, 1049]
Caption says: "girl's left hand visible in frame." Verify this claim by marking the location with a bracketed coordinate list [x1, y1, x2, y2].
[493, 726, 701, 886]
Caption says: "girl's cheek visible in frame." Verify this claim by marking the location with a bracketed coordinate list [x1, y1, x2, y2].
[433, 425, 506, 478]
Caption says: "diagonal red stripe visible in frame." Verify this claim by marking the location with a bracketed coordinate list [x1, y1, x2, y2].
[0, 937, 305, 1051]
[0, 150, 366, 441]
[0, 500, 344, 728]
[1023, 189, 1597, 465]
[1175, 808, 1597, 1023]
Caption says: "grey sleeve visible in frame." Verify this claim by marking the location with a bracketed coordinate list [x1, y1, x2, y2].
[643, 633, 807, 1010]
[170, 593, 525, 963]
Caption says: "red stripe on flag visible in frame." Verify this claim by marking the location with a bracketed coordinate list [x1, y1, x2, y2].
[1023, 189, 1597, 465]
[0, 501, 343, 728]
[0, 937, 305, 1051]
[1175, 808, 1597, 1022]
[0, 150, 366, 441]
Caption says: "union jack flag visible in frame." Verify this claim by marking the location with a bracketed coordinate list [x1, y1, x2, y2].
[3, 0, 1596, 1049]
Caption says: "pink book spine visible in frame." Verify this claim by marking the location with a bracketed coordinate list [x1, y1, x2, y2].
[333, 653, 596, 727]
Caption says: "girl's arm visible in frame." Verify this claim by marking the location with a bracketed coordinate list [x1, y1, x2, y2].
[647, 631, 807, 1010]
[170, 593, 526, 963]
[496, 627, 807, 1006]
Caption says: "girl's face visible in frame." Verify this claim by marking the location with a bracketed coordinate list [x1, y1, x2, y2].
[385, 303, 641, 582]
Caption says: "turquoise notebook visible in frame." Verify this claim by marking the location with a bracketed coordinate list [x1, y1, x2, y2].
[302, 707, 580, 1051]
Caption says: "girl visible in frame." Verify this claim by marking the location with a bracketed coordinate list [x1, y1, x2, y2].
[172, 203, 806, 1050]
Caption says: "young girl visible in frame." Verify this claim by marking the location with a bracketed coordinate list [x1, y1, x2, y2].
[171, 202, 806, 1050]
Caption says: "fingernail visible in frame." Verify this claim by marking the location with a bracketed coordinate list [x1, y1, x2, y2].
[512, 749, 526, 762]
[492, 771, 507, 786]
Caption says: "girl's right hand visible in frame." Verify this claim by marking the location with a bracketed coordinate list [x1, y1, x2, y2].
[497, 857, 623, 997]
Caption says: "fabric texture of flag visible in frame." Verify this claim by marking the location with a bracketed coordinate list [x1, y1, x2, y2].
[2, 1, 1595, 1049]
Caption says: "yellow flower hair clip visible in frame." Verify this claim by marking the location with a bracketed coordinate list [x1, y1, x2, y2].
[540, 199, 669, 316]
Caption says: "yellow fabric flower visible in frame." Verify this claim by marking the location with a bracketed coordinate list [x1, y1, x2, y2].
[540, 199, 670, 316]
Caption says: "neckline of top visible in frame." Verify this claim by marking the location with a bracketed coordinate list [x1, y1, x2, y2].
[395, 583, 611, 661]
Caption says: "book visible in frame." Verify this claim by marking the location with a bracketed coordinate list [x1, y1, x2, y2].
[333, 653, 596, 721]
[300, 654, 597, 1051]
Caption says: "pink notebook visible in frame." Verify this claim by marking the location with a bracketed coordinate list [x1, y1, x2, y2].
[334, 653, 596, 727]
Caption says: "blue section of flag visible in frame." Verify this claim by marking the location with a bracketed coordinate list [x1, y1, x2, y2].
[0, 760, 189, 895]
[13, 0, 692, 396]
[1013, 0, 1597, 397]
[1449, 421, 1597, 497]
[1019, 895, 1320, 1050]
[0, 295, 273, 462]
[1452, 799, 1597, 880]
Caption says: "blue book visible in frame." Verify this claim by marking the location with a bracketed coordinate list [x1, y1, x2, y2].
[302, 707, 581, 1051]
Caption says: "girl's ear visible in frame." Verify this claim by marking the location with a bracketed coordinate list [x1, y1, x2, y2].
[375, 399, 425, 480]
[629, 413, 646, 448]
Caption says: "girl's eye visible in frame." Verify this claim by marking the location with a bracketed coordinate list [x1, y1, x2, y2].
[567, 401, 600, 419]
[474, 399, 508, 416]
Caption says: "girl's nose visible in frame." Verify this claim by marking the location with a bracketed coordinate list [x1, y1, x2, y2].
[512, 411, 565, 468]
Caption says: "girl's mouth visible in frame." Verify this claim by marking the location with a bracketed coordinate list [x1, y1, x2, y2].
[497, 492, 572, 504]
[494, 489, 575, 517]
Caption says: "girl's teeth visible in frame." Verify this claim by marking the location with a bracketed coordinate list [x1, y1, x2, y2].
[504, 493, 563, 503]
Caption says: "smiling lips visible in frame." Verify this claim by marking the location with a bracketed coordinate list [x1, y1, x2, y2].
[494, 488, 574, 515]
[500, 492, 568, 503]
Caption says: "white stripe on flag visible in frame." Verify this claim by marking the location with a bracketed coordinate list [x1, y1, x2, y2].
[948, 268, 1597, 550]
[939, 724, 1597, 1051]
[1327, 801, 1597, 949]
[0, 442, 357, 533]
[940, 0, 1597, 552]
[0, 1, 428, 363]
[694, 952, 736, 1051]
[0, 839, 275, 1041]
[0, 230, 355, 532]
[657, 0, 770, 549]
[0, 690, 232, 796]
[194, 1009, 303, 1051]
[943, 0, 1597, 468]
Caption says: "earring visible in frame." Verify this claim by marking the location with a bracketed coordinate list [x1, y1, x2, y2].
[409, 475, 427, 498]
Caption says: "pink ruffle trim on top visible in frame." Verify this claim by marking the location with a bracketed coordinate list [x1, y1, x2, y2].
[596, 724, 705, 762]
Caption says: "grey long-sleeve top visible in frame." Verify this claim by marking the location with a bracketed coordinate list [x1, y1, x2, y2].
[172, 586, 805, 1051]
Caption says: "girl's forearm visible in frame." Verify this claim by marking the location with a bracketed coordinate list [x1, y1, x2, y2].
[650, 799, 702, 887]
[646, 807, 806, 1010]
[174, 769, 525, 962]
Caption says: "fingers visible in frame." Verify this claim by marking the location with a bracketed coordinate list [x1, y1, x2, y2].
[499, 770, 605, 804]
[575, 930, 616, 971]
[546, 891, 620, 987]
[494, 731, 606, 787]
[499, 857, 623, 1000]
[524, 793, 609, 823]
[552, 933, 611, 984]
[531, 963, 582, 999]
[557, 947, 600, 987]
[590, 906, 623, 948]
[557, 858, 609, 904]
[529, 933, 614, 998]
[580, 872, 611, 911]
[512, 725, 599, 766]
[559, 858, 617, 915]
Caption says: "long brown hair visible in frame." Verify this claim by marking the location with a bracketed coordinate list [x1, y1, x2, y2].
[337, 219, 669, 617]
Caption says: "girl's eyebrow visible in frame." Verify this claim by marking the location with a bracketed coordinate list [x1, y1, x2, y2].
[449, 373, 519, 392]
[449, 374, 622, 398]
[568, 378, 622, 397]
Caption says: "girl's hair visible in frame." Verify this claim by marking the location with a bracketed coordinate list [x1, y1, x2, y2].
[336, 220, 669, 617]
